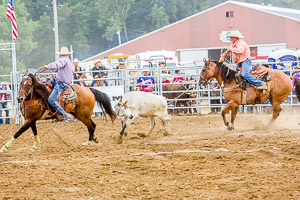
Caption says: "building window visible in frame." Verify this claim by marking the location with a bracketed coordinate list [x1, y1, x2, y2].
[226, 11, 234, 18]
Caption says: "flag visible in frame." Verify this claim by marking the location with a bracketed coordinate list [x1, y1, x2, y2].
[6, 0, 18, 40]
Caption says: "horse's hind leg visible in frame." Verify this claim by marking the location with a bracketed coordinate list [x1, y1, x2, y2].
[0, 120, 34, 152]
[31, 122, 40, 151]
[79, 116, 97, 145]
[267, 102, 281, 126]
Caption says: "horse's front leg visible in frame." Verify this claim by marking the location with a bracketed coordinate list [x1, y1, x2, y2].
[31, 122, 40, 151]
[0, 119, 34, 152]
[221, 100, 238, 130]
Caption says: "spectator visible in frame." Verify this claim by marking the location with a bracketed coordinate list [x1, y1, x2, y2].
[137, 68, 155, 92]
[209, 82, 221, 113]
[91, 59, 108, 87]
[186, 76, 196, 89]
[116, 58, 126, 69]
[0, 83, 10, 125]
[276, 59, 290, 75]
[129, 70, 138, 91]
[73, 58, 87, 86]
[159, 61, 168, 74]
[162, 74, 170, 83]
[173, 69, 184, 83]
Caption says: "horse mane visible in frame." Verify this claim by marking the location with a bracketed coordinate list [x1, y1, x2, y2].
[213, 61, 237, 83]
[28, 73, 50, 108]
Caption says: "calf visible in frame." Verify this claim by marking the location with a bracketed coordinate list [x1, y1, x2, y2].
[115, 91, 171, 142]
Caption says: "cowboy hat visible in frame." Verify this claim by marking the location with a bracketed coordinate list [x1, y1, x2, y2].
[227, 31, 242, 38]
[73, 58, 79, 62]
[94, 59, 102, 65]
[56, 47, 73, 55]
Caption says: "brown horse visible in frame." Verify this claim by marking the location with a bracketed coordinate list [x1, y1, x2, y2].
[199, 58, 292, 130]
[162, 83, 196, 114]
[0, 73, 116, 152]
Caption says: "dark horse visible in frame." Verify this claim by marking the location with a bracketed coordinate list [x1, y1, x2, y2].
[0, 73, 116, 152]
[199, 58, 292, 130]
[162, 83, 197, 114]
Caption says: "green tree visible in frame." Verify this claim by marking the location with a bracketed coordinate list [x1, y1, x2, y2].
[0, 0, 37, 74]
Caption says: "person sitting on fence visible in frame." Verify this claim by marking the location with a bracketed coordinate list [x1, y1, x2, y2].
[73, 58, 87, 86]
[173, 70, 184, 83]
[0, 83, 10, 125]
[90, 59, 108, 87]
[43, 46, 75, 121]
[117, 58, 126, 69]
[137, 68, 155, 92]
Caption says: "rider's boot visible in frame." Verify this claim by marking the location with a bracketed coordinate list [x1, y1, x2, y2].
[257, 82, 267, 90]
[55, 113, 65, 121]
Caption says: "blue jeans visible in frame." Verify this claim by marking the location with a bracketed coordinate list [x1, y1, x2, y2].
[48, 80, 68, 116]
[241, 59, 264, 86]
[0, 103, 10, 124]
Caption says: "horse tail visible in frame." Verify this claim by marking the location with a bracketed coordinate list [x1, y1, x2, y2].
[89, 88, 116, 123]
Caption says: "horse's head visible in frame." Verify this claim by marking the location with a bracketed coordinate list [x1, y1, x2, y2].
[199, 58, 218, 85]
[18, 75, 34, 102]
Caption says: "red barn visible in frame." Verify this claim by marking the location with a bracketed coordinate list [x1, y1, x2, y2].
[83, 1, 300, 62]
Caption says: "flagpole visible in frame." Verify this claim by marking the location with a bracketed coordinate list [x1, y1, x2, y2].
[10, 22, 18, 124]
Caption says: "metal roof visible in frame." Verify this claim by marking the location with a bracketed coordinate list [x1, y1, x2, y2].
[82, 0, 300, 62]
[230, 1, 300, 22]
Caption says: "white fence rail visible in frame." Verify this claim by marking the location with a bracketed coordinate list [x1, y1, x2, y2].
[2, 59, 300, 124]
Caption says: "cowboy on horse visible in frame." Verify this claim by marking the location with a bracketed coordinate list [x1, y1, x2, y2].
[43, 46, 75, 121]
[219, 31, 267, 90]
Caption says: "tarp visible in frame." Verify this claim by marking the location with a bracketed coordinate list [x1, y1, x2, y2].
[267, 49, 298, 69]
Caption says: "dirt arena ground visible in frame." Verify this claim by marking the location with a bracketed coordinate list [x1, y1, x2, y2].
[1, 112, 300, 199]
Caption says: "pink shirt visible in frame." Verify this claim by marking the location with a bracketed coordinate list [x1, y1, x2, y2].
[221, 39, 250, 64]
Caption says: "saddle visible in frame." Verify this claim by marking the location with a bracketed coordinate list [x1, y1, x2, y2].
[235, 64, 271, 90]
[46, 80, 77, 107]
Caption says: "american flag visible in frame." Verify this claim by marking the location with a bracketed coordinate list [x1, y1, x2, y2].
[6, 0, 18, 40]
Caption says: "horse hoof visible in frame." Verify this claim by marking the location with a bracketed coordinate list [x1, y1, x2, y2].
[0, 146, 8, 153]
[31, 146, 38, 151]
[93, 137, 99, 143]
[116, 136, 123, 144]
[82, 141, 91, 146]
[227, 123, 233, 130]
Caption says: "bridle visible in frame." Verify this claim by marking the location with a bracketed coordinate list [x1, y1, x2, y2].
[18, 76, 34, 102]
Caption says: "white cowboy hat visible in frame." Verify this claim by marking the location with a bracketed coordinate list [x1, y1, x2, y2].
[56, 47, 73, 55]
[227, 31, 242, 38]
[94, 59, 102, 65]
[73, 58, 79, 62]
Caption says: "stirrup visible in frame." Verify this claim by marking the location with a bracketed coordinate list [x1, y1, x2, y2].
[257, 85, 267, 90]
